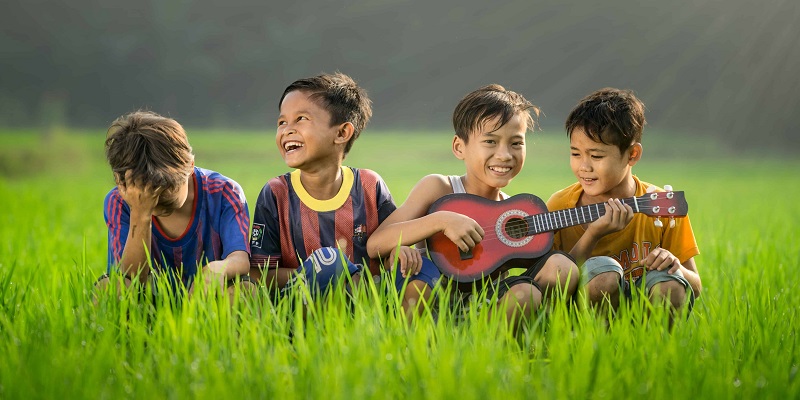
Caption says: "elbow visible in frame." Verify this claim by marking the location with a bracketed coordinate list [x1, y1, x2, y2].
[692, 282, 703, 299]
[366, 239, 382, 259]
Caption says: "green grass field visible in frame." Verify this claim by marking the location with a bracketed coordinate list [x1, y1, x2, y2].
[0, 128, 798, 399]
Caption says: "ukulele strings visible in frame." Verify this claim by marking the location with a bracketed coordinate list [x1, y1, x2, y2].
[461, 197, 672, 244]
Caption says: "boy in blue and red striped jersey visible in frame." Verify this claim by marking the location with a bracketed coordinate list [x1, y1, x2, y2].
[249, 73, 439, 316]
[97, 111, 252, 301]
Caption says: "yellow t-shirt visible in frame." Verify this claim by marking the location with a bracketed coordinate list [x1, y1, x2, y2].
[546, 176, 699, 281]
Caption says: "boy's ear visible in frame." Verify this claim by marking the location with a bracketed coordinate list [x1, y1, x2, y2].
[452, 136, 466, 160]
[334, 122, 355, 144]
[627, 143, 643, 166]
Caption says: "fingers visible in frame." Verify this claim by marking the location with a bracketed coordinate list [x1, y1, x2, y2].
[393, 247, 422, 278]
[454, 226, 483, 253]
[645, 249, 679, 271]
[667, 261, 682, 275]
[596, 199, 633, 235]
[408, 248, 422, 276]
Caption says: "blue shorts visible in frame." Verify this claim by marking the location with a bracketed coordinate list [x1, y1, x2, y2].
[282, 247, 362, 297]
[582, 256, 694, 303]
[390, 256, 441, 293]
[282, 247, 441, 298]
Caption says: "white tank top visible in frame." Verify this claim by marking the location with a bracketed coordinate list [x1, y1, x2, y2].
[447, 175, 509, 199]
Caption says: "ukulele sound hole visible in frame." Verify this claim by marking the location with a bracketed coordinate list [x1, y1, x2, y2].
[504, 217, 528, 239]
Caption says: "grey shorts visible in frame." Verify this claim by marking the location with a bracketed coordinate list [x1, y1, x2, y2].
[582, 256, 693, 301]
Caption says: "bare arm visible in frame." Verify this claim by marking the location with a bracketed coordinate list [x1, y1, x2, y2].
[116, 171, 163, 283]
[204, 250, 250, 278]
[367, 175, 484, 258]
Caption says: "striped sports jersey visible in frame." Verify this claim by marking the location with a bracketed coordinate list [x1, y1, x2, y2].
[104, 166, 251, 287]
[249, 167, 396, 275]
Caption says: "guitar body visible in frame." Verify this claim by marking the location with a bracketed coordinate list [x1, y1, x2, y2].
[426, 193, 554, 282]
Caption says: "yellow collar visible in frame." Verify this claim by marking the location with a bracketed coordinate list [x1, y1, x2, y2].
[290, 166, 354, 212]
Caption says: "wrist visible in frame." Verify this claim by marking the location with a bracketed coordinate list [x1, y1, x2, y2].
[204, 262, 228, 276]
[129, 209, 154, 224]
[434, 211, 452, 232]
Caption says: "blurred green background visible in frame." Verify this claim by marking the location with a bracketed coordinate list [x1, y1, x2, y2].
[2, 0, 799, 151]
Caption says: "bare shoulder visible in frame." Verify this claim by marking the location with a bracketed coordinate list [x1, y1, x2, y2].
[407, 174, 453, 204]
[386, 174, 454, 222]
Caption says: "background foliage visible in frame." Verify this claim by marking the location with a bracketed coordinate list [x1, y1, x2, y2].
[2, 0, 799, 149]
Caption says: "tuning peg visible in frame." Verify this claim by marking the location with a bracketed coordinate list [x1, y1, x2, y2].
[654, 217, 663, 228]
[664, 184, 673, 191]
[646, 186, 657, 193]
[669, 217, 676, 228]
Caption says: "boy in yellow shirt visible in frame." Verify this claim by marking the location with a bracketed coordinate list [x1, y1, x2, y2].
[547, 88, 702, 313]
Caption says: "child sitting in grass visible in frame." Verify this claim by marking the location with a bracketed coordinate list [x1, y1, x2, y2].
[249, 73, 440, 317]
[546, 88, 702, 317]
[367, 84, 579, 329]
[96, 111, 252, 302]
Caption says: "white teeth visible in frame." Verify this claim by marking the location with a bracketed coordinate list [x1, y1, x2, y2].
[489, 166, 512, 173]
[284, 141, 304, 151]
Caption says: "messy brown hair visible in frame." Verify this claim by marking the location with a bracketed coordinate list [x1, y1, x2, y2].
[105, 110, 194, 190]
[279, 72, 372, 155]
[452, 84, 539, 142]
[565, 88, 646, 154]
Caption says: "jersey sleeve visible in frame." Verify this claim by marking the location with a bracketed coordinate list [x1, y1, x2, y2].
[104, 188, 130, 272]
[249, 183, 283, 269]
[217, 179, 251, 259]
[374, 174, 397, 224]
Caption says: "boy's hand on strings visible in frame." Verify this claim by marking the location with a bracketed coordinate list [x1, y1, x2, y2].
[117, 170, 163, 217]
[587, 198, 634, 238]
[389, 246, 423, 278]
[644, 247, 682, 274]
[439, 211, 484, 253]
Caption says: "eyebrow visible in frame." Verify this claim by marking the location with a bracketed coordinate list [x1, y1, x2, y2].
[479, 131, 525, 140]
[277, 109, 312, 118]
[570, 145, 607, 152]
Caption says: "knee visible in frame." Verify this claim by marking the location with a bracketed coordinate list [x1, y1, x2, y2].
[649, 280, 687, 309]
[585, 271, 621, 299]
[229, 278, 258, 298]
[93, 274, 133, 298]
[538, 254, 580, 285]
[552, 254, 579, 277]
[504, 283, 542, 311]
[402, 280, 431, 307]
[94, 275, 110, 291]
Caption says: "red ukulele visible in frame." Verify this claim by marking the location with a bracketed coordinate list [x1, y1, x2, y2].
[425, 187, 688, 282]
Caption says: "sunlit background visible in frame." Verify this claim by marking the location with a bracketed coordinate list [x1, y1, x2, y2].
[2, 0, 799, 150]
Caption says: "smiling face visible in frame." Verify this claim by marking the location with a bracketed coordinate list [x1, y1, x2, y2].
[569, 126, 641, 202]
[453, 112, 527, 198]
[276, 90, 350, 171]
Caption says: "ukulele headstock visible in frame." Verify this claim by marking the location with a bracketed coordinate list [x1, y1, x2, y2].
[637, 185, 688, 218]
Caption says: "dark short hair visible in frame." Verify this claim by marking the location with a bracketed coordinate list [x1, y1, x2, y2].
[105, 110, 194, 190]
[452, 84, 539, 142]
[279, 72, 372, 155]
[565, 88, 646, 154]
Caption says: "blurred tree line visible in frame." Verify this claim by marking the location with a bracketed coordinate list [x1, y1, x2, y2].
[1, 0, 798, 150]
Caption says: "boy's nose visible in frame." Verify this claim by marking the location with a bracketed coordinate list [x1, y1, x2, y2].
[495, 147, 513, 160]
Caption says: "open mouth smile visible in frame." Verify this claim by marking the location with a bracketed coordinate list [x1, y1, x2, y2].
[283, 141, 304, 153]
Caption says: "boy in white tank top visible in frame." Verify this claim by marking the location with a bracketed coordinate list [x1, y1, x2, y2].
[368, 85, 579, 330]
